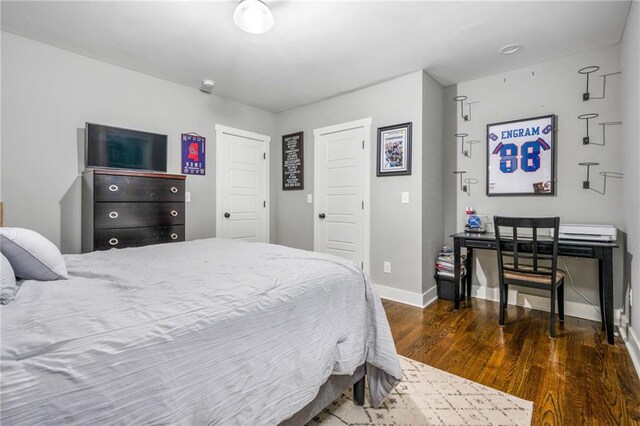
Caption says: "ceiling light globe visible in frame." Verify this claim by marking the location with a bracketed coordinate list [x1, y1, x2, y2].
[233, 0, 274, 34]
[499, 44, 521, 55]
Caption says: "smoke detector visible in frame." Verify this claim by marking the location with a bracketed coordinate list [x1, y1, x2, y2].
[200, 79, 215, 93]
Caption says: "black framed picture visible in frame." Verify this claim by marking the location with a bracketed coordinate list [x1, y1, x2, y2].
[282, 131, 304, 190]
[377, 122, 412, 176]
[486, 114, 556, 196]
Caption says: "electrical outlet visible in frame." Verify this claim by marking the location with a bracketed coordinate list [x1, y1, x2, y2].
[401, 192, 409, 204]
[185, 192, 191, 203]
[383, 261, 391, 274]
[307, 194, 313, 204]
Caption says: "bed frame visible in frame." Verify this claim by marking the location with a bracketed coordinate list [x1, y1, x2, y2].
[279, 365, 366, 425]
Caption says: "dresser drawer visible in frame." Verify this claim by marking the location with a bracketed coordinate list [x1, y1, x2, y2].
[94, 202, 184, 229]
[94, 225, 185, 250]
[94, 175, 185, 202]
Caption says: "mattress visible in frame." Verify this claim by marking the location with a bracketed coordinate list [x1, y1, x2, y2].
[1, 238, 402, 425]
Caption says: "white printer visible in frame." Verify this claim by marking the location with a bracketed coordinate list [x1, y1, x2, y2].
[558, 223, 617, 241]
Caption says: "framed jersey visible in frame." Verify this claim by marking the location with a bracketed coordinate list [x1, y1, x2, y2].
[486, 115, 556, 196]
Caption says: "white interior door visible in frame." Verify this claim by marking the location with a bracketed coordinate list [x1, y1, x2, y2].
[215, 125, 270, 242]
[314, 118, 371, 272]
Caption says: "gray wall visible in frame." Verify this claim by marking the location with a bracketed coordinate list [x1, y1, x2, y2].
[1, 32, 276, 253]
[620, 2, 640, 337]
[421, 72, 444, 293]
[443, 44, 625, 309]
[275, 71, 444, 295]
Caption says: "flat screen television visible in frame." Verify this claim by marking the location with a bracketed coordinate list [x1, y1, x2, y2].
[86, 123, 167, 172]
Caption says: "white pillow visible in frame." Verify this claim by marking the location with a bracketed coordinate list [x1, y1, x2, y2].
[1, 253, 17, 304]
[0, 227, 68, 281]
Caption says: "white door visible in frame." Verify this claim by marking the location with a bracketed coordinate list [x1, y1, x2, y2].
[215, 125, 270, 242]
[314, 118, 371, 272]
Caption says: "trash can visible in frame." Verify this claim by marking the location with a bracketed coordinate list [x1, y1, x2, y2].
[434, 272, 460, 302]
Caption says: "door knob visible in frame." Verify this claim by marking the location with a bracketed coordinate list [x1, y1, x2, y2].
[224, 212, 231, 218]
[319, 213, 326, 219]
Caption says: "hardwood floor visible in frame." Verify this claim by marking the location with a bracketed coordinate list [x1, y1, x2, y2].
[383, 298, 640, 425]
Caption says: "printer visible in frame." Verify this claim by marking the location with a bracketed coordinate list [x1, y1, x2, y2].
[558, 223, 617, 241]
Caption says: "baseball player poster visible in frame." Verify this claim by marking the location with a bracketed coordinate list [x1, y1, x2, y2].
[181, 133, 206, 175]
[486, 115, 556, 196]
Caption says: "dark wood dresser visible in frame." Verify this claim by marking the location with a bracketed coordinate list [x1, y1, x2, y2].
[82, 169, 186, 252]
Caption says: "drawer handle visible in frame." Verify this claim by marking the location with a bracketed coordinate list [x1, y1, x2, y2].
[170, 187, 178, 194]
[109, 238, 119, 246]
[109, 184, 119, 192]
[109, 211, 119, 219]
[170, 210, 178, 217]
[170, 233, 178, 240]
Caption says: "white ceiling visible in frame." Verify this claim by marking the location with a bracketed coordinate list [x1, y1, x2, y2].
[0, 1, 632, 113]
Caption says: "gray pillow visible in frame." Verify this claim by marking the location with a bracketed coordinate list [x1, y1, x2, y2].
[0, 227, 68, 281]
[1, 253, 17, 304]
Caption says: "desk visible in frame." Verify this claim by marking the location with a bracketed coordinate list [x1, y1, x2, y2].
[451, 232, 618, 345]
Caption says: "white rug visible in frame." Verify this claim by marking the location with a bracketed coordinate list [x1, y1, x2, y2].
[310, 356, 533, 426]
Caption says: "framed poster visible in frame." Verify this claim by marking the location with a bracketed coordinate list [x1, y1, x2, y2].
[377, 122, 412, 176]
[282, 131, 304, 190]
[486, 115, 556, 196]
[181, 133, 206, 175]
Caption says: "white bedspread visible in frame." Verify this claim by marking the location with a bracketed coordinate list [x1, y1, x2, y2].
[1, 238, 402, 425]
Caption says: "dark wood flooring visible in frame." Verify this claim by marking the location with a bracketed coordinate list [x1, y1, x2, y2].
[383, 298, 640, 425]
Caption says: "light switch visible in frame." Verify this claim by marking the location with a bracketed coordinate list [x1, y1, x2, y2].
[401, 192, 409, 204]
[185, 192, 191, 203]
[307, 194, 313, 204]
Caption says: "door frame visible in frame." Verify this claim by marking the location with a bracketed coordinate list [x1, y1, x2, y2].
[215, 124, 271, 242]
[313, 117, 372, 274]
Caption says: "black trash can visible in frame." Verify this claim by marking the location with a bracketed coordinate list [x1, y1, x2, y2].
[434, 272, 465, 302]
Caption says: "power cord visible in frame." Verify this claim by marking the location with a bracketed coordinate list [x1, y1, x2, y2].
[561, 257, 600, 313]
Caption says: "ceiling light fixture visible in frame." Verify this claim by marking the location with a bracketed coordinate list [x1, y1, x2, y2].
[233, 0, 274, 34]
[499, 44, 521, 55]
[200, 79, 215, 93]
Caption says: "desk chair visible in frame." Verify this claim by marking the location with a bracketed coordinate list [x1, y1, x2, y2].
[494, 216, 565, 338]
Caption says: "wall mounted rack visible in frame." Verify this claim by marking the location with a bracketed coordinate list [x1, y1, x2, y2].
[453, 170, 478, 196]
[453, 96, 478, 122]
[455, 133, 478, 158]
[578, 66, 622, 101]
[578, 113, 622, 146]
[578, 162, 623, 194]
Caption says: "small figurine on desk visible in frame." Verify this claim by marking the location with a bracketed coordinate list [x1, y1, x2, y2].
[464, 207, 487, 233]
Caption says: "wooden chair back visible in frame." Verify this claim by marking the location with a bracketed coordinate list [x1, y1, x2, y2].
[493, 216, 561, 283]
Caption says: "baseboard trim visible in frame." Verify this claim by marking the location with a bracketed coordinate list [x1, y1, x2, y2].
[471, 284, 611, 323]
[472, 284, 518, 303]
[376, 284, 436, 309]
[625, 325, 640, 379]
[378, 281, 622, 324]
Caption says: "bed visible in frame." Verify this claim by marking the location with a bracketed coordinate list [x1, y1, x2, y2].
[1, 238, 402, 425]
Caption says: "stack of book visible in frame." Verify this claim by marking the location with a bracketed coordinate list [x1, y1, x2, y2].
[435, 247, 466, 279]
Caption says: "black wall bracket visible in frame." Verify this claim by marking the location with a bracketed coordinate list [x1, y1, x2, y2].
[455, 133, 477, 158]
[453, 96, 478, 122]
[578, 66, 622, 101]
[578, 162, 623, 194]
[453, 171, 478, 196]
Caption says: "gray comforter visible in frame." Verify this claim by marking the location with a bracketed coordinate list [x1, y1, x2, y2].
[1, 238, 402, 425]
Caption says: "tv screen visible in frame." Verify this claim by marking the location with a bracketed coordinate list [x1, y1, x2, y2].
[86, 123, 167, 172]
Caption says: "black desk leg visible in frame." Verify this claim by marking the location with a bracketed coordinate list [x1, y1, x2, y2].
[601, 247, 615, 344]
[353, 375, 365, 406]
[466, 248, 473, 300]
[453, 238, 461, 310]
[598, 259, 605, 327]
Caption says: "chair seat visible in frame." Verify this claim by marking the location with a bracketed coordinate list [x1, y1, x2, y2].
[503, 263, 565, 285]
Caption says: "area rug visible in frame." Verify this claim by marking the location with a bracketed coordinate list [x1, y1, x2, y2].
[310, 356, 533, 426]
